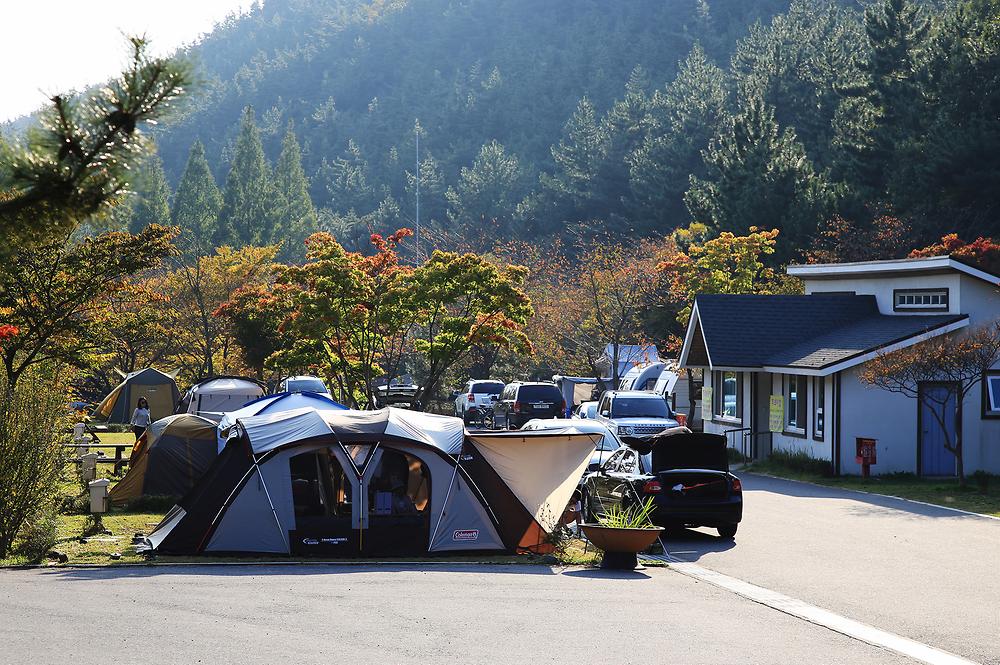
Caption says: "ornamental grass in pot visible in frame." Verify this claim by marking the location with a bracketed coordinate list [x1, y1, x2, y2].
[581, 496, 663, 570]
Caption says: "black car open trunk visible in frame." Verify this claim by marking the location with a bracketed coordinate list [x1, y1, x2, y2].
[645, 432, 731, 500]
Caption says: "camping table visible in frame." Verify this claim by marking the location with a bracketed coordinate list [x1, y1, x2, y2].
[64, 443, 131, 474]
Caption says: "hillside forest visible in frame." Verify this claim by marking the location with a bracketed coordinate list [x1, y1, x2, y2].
[4, 0, 1000, 403]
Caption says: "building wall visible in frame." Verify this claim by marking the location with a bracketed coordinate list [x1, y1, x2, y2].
[766, 372, 834, 465]
[838, 368, 920, 475]
[804, 273, 963, 315]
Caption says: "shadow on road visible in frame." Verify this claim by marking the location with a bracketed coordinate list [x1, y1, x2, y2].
[742, 473, 992, 521]
[658, 529, 737, 563]
[37, 561, 562, 581]
[562, 568, 651, 580]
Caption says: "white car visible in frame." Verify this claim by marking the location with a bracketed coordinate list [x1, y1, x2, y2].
[277, 375, 333, 399]
[594, 390, 680, 438]
[520, 418, 622, 474]
[572, 401, 598, 419]
[454, 379, 505, 423]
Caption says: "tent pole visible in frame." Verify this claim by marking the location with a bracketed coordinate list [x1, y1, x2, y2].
[254, 458, 290, 553]
[428, 453, 462, 549]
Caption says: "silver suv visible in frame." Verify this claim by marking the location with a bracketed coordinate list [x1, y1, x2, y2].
[594, 390, 679, 438]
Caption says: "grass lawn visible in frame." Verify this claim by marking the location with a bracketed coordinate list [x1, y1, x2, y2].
[748, 462, 1000, 517]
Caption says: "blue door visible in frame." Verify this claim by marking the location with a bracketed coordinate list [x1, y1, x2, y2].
[919, 384, 956, 476]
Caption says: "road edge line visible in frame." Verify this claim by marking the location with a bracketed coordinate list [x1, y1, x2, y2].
[660, 554, 979, 665]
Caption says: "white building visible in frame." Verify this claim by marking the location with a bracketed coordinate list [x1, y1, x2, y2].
[678, 256, 1000, 476]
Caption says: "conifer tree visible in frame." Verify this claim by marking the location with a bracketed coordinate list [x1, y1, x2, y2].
[685, 96, 836, 258]
[218, 107, 279, 247]
[446, 140, 523, 237]
[540, 96, 603, 217]
[172, 140, 223, 255]
[629, 44, 729, 233]
[128, 153, 172, 234]
[272, 121, 317, 260]
[321, 139, 376, 213]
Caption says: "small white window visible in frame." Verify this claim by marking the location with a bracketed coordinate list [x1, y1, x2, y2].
[895, 289, 949, 311]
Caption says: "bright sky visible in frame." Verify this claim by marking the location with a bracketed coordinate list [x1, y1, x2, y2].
[0, 0, 256, 122]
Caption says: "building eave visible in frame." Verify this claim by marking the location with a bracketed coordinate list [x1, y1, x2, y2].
[786, 256, 1000, 286]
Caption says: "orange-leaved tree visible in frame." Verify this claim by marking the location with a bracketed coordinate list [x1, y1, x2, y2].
[909, 234, 1000, 274]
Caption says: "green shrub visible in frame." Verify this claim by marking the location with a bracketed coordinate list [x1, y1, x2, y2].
[766, 449, 834, 477]
[15, 507, 58, 563]
[727, 447, 748, 464]
[0, 367, 71, 558]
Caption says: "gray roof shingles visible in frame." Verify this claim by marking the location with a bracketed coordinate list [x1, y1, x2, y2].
[693, 294, 966, 370]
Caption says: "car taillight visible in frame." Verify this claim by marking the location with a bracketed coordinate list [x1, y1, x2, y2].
[642, 480, 662, 494]
[513, 401, 523, 413]
[731, 477, 742, 493]
[467, 393, 475, 402]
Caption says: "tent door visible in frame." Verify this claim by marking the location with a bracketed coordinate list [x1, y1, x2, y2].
[287, 446, 359, 556]
[360, 447, 431, 556]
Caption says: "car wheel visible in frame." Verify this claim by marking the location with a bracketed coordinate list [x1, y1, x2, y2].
[717, 524, 738, 539]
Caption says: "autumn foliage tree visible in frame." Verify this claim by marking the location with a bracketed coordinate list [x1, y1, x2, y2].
[859, 321, 1000, 484]
[0, 225, 176, 390]
[909, 233, 1000, 274]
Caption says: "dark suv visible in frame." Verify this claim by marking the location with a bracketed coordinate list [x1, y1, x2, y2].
[496, 381, 565, 429]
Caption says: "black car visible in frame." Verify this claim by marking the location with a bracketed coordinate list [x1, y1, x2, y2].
[495, 381, 566, 429]
[580, 431, 742, 539]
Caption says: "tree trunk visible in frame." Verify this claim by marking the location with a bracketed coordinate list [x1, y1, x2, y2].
[955, 390, 965, 486]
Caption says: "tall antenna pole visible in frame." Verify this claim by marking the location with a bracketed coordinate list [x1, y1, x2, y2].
[415, 120, 421, 262]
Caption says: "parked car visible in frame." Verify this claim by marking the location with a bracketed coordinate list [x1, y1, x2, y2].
[453, 379, 506, 424]
[277, 375, 333, 399]
[495, 381, 565, 429]
[520, 418, 623, 477]
[594, 390, 679, 438]
[580, 431, 742, 539]
[572, 401, 598, 419]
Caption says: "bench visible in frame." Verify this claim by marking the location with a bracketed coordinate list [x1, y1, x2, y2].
[64, 444, 131, 474]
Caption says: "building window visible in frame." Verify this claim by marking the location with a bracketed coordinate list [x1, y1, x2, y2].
[893, 288, 949, 312]
[813, 377, 825, 440]
[785, 375, 807, 434]
[986, 372, 1000, 417]
[713, 370, 741, 420]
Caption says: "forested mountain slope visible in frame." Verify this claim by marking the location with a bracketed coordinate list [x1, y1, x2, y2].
[139, 0, 1000, 256]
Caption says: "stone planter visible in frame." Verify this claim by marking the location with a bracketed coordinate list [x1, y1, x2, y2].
[580, 524, 663, 570]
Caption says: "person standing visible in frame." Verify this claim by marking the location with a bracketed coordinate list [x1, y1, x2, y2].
[130, 397, 151, 441]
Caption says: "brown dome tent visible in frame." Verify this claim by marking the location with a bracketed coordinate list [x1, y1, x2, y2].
[94, 368, 180, 424]
[110, 414, 219, 506]
[144, 407, 598, 557]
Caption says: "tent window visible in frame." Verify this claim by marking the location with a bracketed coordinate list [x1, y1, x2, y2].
[368, 450, 430, 516]
[290, 449, 352, 518]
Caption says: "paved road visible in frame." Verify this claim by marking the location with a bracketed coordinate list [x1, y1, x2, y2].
[663, 473, 1000, 664]
[0, 563, 913, 665]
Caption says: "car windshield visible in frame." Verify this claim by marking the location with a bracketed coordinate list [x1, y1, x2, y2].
[517, 385, 561, 401]
[472, 381, 504, 394]
[287, 378, 328, 393]
[611, 396, 671, 419]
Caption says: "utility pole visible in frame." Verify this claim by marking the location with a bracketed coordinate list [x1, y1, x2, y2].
[415, 119, 421, 262]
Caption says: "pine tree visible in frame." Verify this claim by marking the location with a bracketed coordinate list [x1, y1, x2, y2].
[629, 44, 729, 233]
[172, 140, 223, 255]
[595, 66, 652, 224]
[128, 153, 172, 234]
[838, 0, 930, 195]
[218, 107, 279, 247]
[321, 139, 376, 213]
[540, 96, 603, 217]
[446, 140, 523, 237]
[272, 121, 317, 260]
[685, 96, 837, 258]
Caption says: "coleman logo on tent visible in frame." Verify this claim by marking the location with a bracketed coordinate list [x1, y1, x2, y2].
[452, 529, 479, 541]
[459, 454, 474, 461]
[302, 538, 320, 545]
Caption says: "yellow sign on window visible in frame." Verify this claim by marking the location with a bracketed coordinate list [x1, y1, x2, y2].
[769, 395, 784, 433]
[701, 386, 713, 421]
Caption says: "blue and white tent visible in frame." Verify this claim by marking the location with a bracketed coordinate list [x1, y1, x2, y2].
[217, 391, 348, 450]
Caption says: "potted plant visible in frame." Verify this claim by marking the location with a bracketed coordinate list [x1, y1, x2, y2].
[581, 496, 663, 570]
